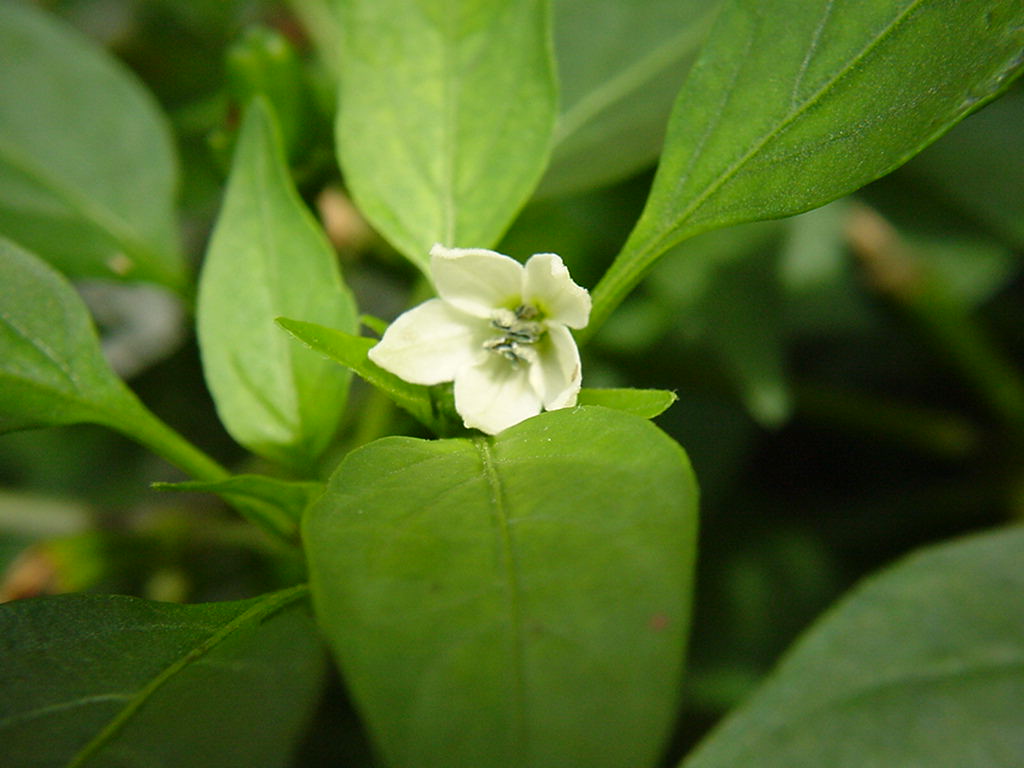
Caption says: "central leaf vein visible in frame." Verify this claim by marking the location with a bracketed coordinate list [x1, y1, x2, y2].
[473, 436, 529, 760]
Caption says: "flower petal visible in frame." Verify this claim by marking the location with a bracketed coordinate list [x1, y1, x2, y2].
[454, 356, 542, 434]
[522, 253, 591, 329]
[529, 323, 582, 410]
[431, 244, 523, 318]
[368, 299, 484, 385]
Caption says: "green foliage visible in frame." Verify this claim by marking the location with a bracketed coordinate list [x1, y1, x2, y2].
[0, 1, 185, 289]
[198, 98, 357, 471]
[680, 526, 1024, 768]
[541, 0, 720, 198]
[305, 407, 699, 767]
[0, 238, 225, 481]
[153, 475, 324, 543]
[0, 586, 325, 768]
[277, 317, 455, 435]
[332, 0, 558, 272]
[0, 238, 147, 434]
[1, 1, 1022, 766]
[588, 0, 1024, 333]
[577, 387, 677, 418]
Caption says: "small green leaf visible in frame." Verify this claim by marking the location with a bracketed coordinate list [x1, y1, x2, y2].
[588, 0, 1024, 334]
[540, 0, 719, 198]
[0, 2, 185, 288]
[153, 475, 324, 542]
[577, 387, 677, 418]
[680, 526, 1024, 768]
[333, 0, 558, 272]
[198, 98, 357, 470]
[276, 317, 456, 435]
[306, 406, 699, 768]
[0, 586, 325, 768]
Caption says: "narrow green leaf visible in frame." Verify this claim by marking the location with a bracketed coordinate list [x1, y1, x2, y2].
[680, 526, 1024, 768]
[306, 406, 699, 768]
[0, 586, 325, 768]
[577, 387, 677, 418]
[198, 98, 358, 470]
[0, 2, 185, 289]
[276, 317, 457, 435]
[588, 0, 1024, 336]
[333, 0, 558, 272]
[539, 0, 719, 198]
[153, 475, 324, 542]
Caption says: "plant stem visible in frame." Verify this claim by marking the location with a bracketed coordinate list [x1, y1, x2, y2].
[114, 398, 230, 483]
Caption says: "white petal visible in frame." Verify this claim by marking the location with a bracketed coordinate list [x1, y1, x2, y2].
[454, 356, 542, 434]
[528, 324, 582, 410]
[430, 244, 523, 318]
[368, 299, 484, 385]
[522, 253, 591, 329]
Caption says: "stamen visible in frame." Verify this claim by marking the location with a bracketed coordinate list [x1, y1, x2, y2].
[486, 304, 545, 364]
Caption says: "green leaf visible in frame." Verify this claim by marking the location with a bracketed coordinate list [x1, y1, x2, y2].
[153, 475, 324, 542]
[198, 98, 357, 470]
[276, 317, 456, 435]
[0, 237, 142, 434]
[0, 237, 227, 482]
[539, 0, 719, 198]
[0, 2, 185, 289]
[306, 406, 699, 768]
[588, 0, 1024, 335]
[0, 586, 325, 768]
[577, 387, 677, 418]
[333, 0, 558, 272]
[679, 526, 1024, 768]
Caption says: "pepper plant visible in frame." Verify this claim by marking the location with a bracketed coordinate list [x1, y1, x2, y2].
[1, 0, 1023, 766]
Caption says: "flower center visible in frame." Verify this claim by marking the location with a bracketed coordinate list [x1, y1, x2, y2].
[484, 304, 545, 365]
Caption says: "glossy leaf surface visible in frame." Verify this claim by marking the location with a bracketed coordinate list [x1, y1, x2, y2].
[198, 99, 357, 469]
[306, 406, 699, 768]
[590, 0, 1024, 333]
[680, 526, 1024, 768]
[0, 2, 185, 288]
[0, 586, 325, 768]
[333, 0, 558, 272]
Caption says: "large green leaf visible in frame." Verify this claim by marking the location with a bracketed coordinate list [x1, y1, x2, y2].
[539, 0, 719, 198]
[0, 2, 185, 289]
[306, 406, 699, 768]
[0, 586, 324, 768]
[679, 526, 1024, 768]
[0, 238, 225, 482]
[332, 0, 558, 272]
[588, 0, 1024, 334]
[198, 99, 357, 470]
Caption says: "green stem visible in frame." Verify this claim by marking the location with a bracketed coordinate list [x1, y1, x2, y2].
[115, 400, 230, 483]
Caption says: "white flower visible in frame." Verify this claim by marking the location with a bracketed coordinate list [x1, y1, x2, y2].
[369, 244, 591, 435]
